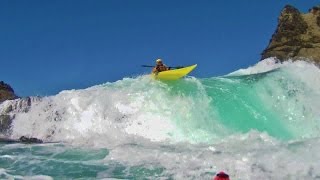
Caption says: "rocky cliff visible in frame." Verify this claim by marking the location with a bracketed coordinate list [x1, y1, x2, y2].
[261, 5, 320, 63]
[0, 81, 17, 103]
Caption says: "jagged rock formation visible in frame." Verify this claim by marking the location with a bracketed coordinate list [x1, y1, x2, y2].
[0, 97, 41, 135]
[261, 5, 320, 63]
[0, 81, 17, 103]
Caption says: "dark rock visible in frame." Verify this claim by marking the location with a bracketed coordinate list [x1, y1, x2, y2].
[309, 5, 320, 13]
[4, 105, 13, 114]
[0, 97, 43, 136]
[0, 115, 12, 135]
[261, 4, 320, 63]
[0, 81, 14, 92]
[0, 81, 18, 103]
[19, 136, 43, 143]
[0, 136, 43, 144]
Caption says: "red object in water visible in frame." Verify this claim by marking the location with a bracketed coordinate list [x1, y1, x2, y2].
[213, 171, 230, 180]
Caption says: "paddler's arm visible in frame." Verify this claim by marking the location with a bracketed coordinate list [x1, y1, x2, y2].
[152, 67, 159, 74]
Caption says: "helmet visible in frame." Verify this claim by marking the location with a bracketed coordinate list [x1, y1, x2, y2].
[213, 172, 230, 180]
[156, 59, 162, 63]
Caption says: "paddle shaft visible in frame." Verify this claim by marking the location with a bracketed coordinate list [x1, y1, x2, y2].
[141, 65, 184, 69]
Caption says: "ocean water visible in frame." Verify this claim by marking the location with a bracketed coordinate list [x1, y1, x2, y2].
[1, 58, 320, 179]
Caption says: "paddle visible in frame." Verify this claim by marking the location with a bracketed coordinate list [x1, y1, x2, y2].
[141, 65, 184, 69]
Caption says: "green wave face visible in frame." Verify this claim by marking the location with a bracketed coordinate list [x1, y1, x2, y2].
[4, 61, 320, 144]
[134, 66, 320, 142]
[1, 61, 320, 179]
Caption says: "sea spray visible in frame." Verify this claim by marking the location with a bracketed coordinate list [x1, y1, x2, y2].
[1, 58, 320, 179]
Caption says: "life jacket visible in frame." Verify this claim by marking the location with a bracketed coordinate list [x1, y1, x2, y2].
[156, 64, 168, 72]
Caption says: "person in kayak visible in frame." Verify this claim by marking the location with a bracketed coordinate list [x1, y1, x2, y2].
[152, 59, 169, 74]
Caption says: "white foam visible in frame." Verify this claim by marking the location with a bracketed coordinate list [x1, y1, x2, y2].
[102, 131, 320, 179]
[228, 57, 319, 76]
[0, 168, 53, 180]
[4, 76, 217, 146]
[228, 57, 282, 75]
[2, 60, 320, 144]
[1, 59, 320, 179]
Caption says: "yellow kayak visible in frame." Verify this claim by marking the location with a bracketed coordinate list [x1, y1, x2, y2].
[152, 64, 197, 80]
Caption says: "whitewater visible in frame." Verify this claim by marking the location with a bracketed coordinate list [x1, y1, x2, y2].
[1, 58, 320, 179]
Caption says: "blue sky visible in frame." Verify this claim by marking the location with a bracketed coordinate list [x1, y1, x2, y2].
[1, 0, 318, 96]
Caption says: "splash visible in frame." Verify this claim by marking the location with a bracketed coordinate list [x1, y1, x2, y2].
[1, 58, 320, 143]
[1, 58, 320, 179]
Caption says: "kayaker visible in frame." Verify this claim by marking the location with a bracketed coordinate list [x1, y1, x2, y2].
[152, 59, 169, 74]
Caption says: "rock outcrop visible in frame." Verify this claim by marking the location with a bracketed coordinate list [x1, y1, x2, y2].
[261, 5, 320, 63]
[0, 81, 18, 135]
[0, 81, 17, 103]
[0, 97, 40, 135]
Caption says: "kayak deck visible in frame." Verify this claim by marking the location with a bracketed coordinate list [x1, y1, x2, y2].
[152, 64, 197, 80]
